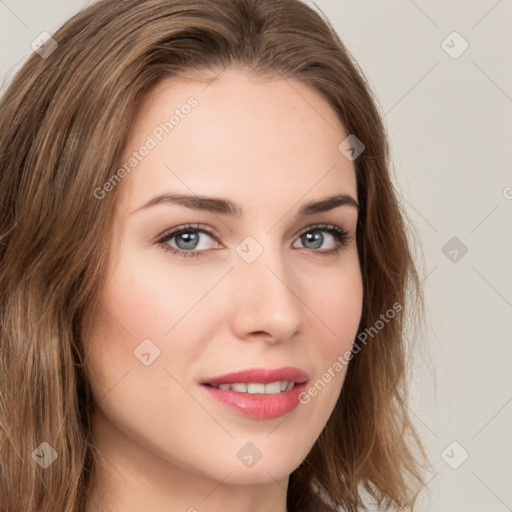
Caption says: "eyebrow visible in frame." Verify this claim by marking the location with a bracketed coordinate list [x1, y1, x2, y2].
[131, 192, 359, 216]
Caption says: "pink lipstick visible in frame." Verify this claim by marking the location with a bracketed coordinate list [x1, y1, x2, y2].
[200, 367, 309, 419]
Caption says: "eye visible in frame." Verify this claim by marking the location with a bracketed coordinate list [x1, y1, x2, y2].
[157, 223, 351, 258]
[292, 224, 351, 256]
[157, 223, 219, 258]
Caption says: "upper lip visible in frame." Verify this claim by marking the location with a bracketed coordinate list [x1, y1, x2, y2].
[200, 367, 309, 386]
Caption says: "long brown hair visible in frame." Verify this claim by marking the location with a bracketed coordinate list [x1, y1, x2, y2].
[0, 0, 429, 510]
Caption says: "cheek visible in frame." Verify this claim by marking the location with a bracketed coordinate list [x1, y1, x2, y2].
[306, 259, 363, 354]
[81, 254, 166, 401]
[301, 261, 363, 403]
[96, 250, 213, 339]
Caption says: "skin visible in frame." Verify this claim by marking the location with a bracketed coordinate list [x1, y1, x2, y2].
[83, 68, 363, 512]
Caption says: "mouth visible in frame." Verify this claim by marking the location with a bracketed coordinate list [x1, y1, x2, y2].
[199, 367, 309, 419]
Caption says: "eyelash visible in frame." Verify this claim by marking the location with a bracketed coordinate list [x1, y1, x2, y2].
[156, 223, 351, 258]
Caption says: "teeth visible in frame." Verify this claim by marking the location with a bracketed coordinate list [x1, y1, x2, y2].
[212, 381, 295, 394]
[247, 383, 265, 394]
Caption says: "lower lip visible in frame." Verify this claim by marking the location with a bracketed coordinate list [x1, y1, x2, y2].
[201, 383, 307, 419]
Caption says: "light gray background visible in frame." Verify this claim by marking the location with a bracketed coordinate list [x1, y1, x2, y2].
[1, 1, 511, 511]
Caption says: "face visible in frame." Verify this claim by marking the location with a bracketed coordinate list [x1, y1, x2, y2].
[84, 69, 363, 493]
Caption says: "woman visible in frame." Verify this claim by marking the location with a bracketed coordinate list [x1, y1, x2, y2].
[0, 0, 429, 510]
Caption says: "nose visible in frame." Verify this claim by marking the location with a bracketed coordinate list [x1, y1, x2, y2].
[228, 241, 304, 343]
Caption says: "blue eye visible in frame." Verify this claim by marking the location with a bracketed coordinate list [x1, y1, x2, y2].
[293, 225, 350, 254]
[157, 223, 351, 258]
[157, 223, 217, 258]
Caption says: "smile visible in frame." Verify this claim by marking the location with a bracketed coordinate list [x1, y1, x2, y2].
[200, 367, 309, 419]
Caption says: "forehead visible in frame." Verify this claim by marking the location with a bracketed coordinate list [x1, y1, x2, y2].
[117, 69, 357, 210]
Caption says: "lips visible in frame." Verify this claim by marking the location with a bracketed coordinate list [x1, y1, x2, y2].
[200, 367, 309, 419]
